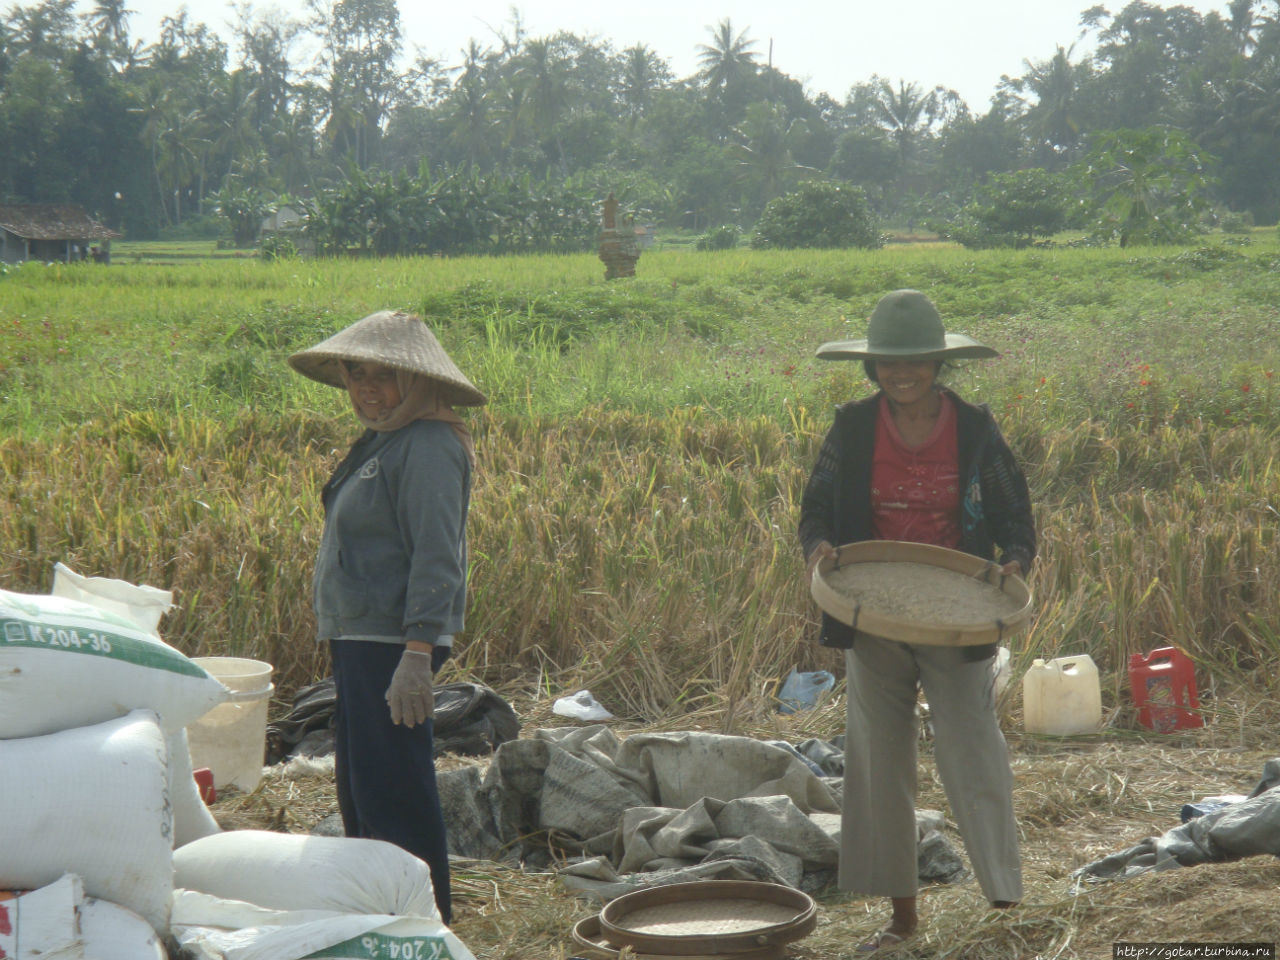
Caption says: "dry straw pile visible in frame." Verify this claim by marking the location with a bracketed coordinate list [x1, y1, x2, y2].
[218, 692, 1280, 959]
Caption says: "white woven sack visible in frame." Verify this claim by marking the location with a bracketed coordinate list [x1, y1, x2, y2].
[173, 831, 437, 918]
[0, 710, 174, 933]
[170, 890, 476, 960]
[0, 587, 228, 738]
[81, 896, 168, 960]
[168, 728, 223, 848]
[50, 561, 173, 637]
[0, 873, 81, 959]
[0, 875, 166, 960]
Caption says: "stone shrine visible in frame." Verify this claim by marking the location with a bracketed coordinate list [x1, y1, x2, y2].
[597, 192, 639, 280]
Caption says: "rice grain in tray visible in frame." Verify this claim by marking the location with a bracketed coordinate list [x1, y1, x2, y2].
[810, 541, 1034, 645]
[824, 560, 1024, 625]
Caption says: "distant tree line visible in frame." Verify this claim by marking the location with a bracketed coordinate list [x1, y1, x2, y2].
[1, 0, 1278, 249]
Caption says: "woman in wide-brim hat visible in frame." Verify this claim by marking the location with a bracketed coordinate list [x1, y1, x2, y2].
[288, 310, 486, 925]
[797, 290, 1035, 952]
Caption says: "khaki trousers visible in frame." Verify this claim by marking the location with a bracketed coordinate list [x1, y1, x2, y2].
[840, 636, 1022, 903]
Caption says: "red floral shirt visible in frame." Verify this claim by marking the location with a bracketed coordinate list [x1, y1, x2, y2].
[870, 392, 962, 548]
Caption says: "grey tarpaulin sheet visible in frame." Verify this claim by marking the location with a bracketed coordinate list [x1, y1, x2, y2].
[1072, 758, 1280, 885]
[437, 725, 967, 900]
[266, 679, 520, 764]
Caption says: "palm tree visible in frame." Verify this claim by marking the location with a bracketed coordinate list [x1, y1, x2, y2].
[322, 78, 365, 169]
[145, 97, 207, 225]
[871, 78, 937, 166]
[83, 0, 133, 67]
[1187, 56, 1280, 214]
[319, 0, 403, 169]
[696, 18, 758, 138]
[269, 107, 319, 195]
[8, 0, 77, 58]
[1227, 0, 1258, 55]
[513, 35, 572, 175]
[208, 69, 262, 190]
[239, 18, 295, 131]
[1016, 45, 1087, 166]
[447, 41, 497, 169]
[617, 44, 668, 130]
[696, 18, 757, 94]
[732, 101, 816, 214]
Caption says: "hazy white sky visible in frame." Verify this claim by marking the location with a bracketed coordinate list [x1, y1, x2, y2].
[100, 0, 1229, 109]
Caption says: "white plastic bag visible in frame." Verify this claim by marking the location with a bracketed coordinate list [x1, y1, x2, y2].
[170, 890, 475, 960]
[992, 646, 1012, 698]
[777, 669, 836, 714]
[0, 587, 228, 738]
[51, 562, 173, 637]
[174, 831, 437, 918]
[552, 689, 615, 722]
[0, 711, 174, 933]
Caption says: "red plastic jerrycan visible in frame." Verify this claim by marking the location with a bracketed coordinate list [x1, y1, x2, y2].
[193, 766, 217, 805]
[1128, 646, 1204, 732]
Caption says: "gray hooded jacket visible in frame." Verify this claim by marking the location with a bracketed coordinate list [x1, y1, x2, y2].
[313, 418, 470, 646]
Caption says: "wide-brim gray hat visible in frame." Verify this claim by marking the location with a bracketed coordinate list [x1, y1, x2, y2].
[288, 310, 487, 406]
[816, 289, 998, 362]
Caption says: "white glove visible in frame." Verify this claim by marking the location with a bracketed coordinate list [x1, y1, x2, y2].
[385, 648, 435, 727]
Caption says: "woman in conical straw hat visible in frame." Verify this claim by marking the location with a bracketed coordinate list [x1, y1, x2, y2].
[289, 310, 486, 925]
[797, 290, 1035, 951]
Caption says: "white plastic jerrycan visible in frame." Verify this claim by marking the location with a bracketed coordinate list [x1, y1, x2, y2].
[1022, 654, 1102, 735]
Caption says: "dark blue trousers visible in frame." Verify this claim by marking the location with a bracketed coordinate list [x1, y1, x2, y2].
[329, 639, 452, 923]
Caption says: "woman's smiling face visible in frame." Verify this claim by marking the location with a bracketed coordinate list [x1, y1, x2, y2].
[347, 361, 403, 422]
[875, 358, 940, 407]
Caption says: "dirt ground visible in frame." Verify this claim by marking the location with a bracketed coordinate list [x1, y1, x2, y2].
[211, 685, 1280, 960]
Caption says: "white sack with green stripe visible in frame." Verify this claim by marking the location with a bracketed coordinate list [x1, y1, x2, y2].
[0, 587, 229, 738]
[170, 890, 476, 960]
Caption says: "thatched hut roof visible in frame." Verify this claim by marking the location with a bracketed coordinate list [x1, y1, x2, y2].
[0, 204, 119, 241]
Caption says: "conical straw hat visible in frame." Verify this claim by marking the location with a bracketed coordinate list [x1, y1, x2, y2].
[288, 310, 487, 406]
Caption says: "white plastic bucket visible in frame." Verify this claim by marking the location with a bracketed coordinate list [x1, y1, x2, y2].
[187, 657, 274, 792]
[1022, 654, 1101, 736]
